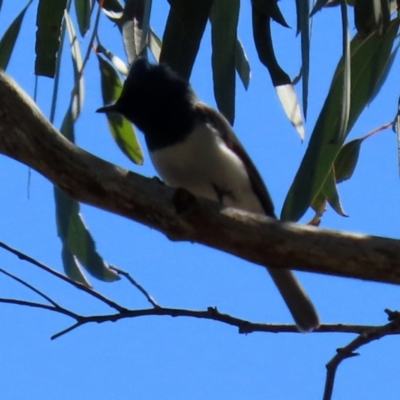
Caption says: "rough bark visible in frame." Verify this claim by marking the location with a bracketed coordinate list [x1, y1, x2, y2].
[1, 69, 400, 285]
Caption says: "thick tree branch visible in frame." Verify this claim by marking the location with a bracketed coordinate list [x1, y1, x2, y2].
[1, 70, 400, 284]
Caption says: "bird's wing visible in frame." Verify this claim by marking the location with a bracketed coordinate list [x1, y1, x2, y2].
[194, 103, 276, 218]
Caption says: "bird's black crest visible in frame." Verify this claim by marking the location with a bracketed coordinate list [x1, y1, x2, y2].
[109, 58, 197, 150]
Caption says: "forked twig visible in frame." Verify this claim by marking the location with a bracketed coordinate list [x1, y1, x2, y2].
[110, 265, 160, 308]
[0, 241, 126, 312]
[323, 309, 400, 400]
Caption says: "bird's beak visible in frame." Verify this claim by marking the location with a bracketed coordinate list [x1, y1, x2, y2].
[96, 103, 120, 114]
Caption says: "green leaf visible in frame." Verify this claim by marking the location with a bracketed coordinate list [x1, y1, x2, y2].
[252, 6, 290, 86]
[97, 54, 143, 165]
[354, 0, 390, 36]
[338, 1, 350, 144]
[0, 1, 32, 70]
[334, 137, 363, 183]
[101, 0, 123, 13]
[321, 169, 347, 217]
[65, 10, 84, 118]
[275, 84, 304, 140]
[55, 109, 119, 283]
[55, 187, 119, 283]
[74, 0, 91, 36]
[96, 43, 129, 75]
[295, 0, 310, 118]
[61, 244, 91, 286]
[252, 0, 289, 28]
[35, 0, 68, 77]
[235, 39, 250, 90]
[121, 0, 152, 64]
[210, 0, 239, 124]
[281, 19, 399, 222]
[160, 0, 213, 80]
[311, 168, 347, 218]
[252, 6, 305, 139]
[148, 27, 162, 62]
[310, 0, 331, 16]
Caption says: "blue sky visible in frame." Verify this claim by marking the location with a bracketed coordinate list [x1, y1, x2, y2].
[1, 1, 400, 399]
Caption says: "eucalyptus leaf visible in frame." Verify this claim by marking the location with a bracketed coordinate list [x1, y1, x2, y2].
[321, 169, 347, 217]
[35, 0, 68, 77]
[281, 19, 399, 222]
[97, 54, 143, 165]
[252, 6, 290, 86]
[275, 84, 304, 140]
[74, 0, 91, 36]
[61, 244, 91, 287]
[160, 0, 213, 80]
[0, 0, 32, 70]
[122, 0, 152, 64]
[251, 0, 289, 28]
[148, 27, 162, 62]
[65, 10, 84, 119]
[310, 0, 332, 16]
[97, 43, 129, 75]
[210, 0, 239, 124]
[335, 138, 363, 183]
[235, 39, 250, 90]
[55, 109, 119, 283]
[295, 0, 309, 118]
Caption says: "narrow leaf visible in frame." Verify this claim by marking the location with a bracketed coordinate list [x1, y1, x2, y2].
[61, 244, 91, 286]
[0, 1, 32, 70]
[321, 169, 347, 216]
[97, 54, 143, 164]
[235, 39, 250, 90]
[65, 10, 84, 119]
[100, 0, 123, 13]
[338, 0, 350, 143]
[281, 19, 399, 221]
[74, 0, 91, 36]
[121, 0, 152, 64]
[35, 0, 68, 77]
[354, 0, 390, 36]
[97, 43, 129, 75]
[335, 138, 363, 183]
[252, 7, 304, 138]
[252, 0, 290, 28]
[252, 6, 290, 86]
[275, 84, 305, 140]
[55, 109, 119, 282]
[148, 27, 162, 62]
[310, 0, 331, 16]
[295, 0, 310, 118]
[160, 0, 213, 80]
[210, 0, 239, 124]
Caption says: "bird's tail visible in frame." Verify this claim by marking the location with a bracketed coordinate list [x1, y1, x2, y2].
[267, 267, 319, 332]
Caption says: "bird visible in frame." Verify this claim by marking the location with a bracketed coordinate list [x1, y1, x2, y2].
[97, 57, 319, 332]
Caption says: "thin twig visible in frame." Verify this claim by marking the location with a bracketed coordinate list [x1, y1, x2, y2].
[52, 322, 81, 340]
[323, 310, 400, 400]
[0, 241, 127, 312]
[0, 297, 79, 319]
[50, 305, 389, 340]
[0, 267, 60, 308]
[110, 265, 160, 308]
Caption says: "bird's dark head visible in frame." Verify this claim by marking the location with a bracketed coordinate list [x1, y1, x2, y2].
[97, 58, 197, 149]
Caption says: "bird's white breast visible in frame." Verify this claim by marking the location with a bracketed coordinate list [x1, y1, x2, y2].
[150, 123, 264, 214]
